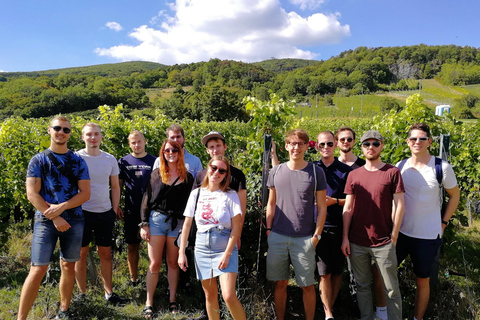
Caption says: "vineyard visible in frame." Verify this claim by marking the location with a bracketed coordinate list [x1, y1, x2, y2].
[1, 94, 480, 319]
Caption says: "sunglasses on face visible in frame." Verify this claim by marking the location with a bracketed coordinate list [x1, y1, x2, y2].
[209, 165, 228, 175]
[362, 141, 381, 148]
[408, 137, 429, 142]
[339, 137, 353, 143]
[318, 142, 335, 148]
[50, 126, 71, 134]
[288, 141, 306, 147]
[164, 148, 179, 154]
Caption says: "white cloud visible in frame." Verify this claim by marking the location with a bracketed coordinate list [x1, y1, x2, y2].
[290, 0, 326, 10]
[105, 21, 123, 32]
[95, 0, 350, 64]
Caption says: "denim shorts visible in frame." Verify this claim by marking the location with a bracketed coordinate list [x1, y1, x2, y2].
[31, 217, 84, 266]
[149, 211, 183, 238]
[267, 231, 316, 287]
[82, 209, 116, 247]
[194, 227, 238, 280]
[396, 232, 442, 278]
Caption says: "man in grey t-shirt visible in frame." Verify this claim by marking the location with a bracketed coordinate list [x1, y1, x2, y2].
[266, 129, 327, 320]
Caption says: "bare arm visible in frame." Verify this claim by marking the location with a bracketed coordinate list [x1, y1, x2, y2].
[110, 175, 120, 215]
[117, 178, 125, 220]
[391, 192, 405, 246]
[313, 189, 327, 247]
[341, 194, 355, 257]
[326, 196, 346, 207]
[442, 185, 460, 231]
[271, 141, 280, 167]
[42, 179, 91, 220]
[178, 216, 194, 271]
[265, 187, 276, 237]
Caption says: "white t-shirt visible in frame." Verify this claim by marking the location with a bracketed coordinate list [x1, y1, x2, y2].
[77, 149, 120, 213]
[183, 188, 242, 233]
[397, 156, 457, 239]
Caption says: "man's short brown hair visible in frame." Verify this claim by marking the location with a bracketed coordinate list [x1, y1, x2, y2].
[285, 129, 309, 144]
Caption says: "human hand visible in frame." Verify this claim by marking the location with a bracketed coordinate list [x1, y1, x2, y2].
[53, 216, 71, 232]
[116, 207, 124, 220]
[218, 253, 231, 270]
[44, 202, 65, 220]
[341, 238, 350, 257]
[140, 227, 150, 242]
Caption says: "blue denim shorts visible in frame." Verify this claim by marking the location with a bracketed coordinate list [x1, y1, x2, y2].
[266, 231, 316, 286]
[149, 211, 183, 238]
[194, 227, 238, 280]
[31, 217, 84, 266]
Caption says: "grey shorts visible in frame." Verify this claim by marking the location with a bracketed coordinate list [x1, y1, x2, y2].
[266, 231, 316, 287]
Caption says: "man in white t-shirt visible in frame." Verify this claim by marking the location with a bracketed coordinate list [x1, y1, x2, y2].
[74, 122, 129, 306]
[395, 123, 460, 320]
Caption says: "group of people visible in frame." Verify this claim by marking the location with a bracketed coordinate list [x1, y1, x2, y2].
[17, 115, 460, 320]
[266, 125, 459, 320]
[17, 117, 247, 320]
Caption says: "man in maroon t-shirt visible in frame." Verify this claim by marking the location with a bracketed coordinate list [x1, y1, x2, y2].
[341, 130, 405, 320]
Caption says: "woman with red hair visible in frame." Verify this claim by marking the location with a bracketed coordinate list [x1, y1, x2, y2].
[139, 140, 193, 318]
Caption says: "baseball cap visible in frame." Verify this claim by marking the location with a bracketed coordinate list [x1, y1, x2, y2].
[360, 130, 384, 143]
[201, 131, 225, 146]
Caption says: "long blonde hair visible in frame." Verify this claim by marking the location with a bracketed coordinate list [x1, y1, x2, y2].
[158, 140, 187, 184]
[201, 155, 231, 192]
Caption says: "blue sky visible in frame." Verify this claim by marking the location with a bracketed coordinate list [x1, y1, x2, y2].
[1, 0, 479, 72]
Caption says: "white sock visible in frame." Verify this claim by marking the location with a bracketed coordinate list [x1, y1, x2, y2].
[414, 318, 420, 320]
[376, 306, 388, 320]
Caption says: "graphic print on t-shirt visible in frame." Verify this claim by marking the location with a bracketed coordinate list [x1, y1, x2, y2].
[201, 202, 218, 225]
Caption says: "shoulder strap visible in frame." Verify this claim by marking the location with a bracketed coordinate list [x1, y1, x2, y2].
[313, 162, 317, 202]
[434, 157, 443, 185]
[43, 149, 78, 185]
[397, 158, 408, 172]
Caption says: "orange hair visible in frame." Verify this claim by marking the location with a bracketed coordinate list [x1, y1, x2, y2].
[158, 140, 188, 184]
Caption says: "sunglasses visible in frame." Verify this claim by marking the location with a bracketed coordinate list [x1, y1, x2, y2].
[209, 165, 228, 175]
[408, 137, 429, 142]
[339, 137, 353, 143]
[362, 141, 381, 148]
[288, 141, 306, 147]
[164, 148, 179, 154]
[50, 126, 71, 134]
[318, 142, 335, 148]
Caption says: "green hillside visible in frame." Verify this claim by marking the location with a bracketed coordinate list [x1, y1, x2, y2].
[1, 61, 165, 78]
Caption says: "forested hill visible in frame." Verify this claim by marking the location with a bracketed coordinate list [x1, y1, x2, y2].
[2, 61, 165, 78]
[0, 44, 479, 120]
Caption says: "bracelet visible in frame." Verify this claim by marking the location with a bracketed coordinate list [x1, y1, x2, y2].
[442, 220, 449, 226]
[266, 228, 272, 231]
[138, 222, 149, 227]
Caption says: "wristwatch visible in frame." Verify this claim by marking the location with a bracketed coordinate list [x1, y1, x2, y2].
[314, 234, 322, 240]
[336, 198, 339, 205]
[138, 222, 149, 227]
[442, 220, 449, 226]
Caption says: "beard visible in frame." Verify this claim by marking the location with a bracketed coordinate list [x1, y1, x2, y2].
[339, 146, 352, 153]
[365, 152, 380, 161]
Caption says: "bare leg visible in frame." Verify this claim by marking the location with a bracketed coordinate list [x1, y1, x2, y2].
[74, 246, 89, 293]
[127, 243, 140, 281]
[145, 235, 165, 307]
[202, 278, 220, 320]
[302, 285, 316, 320]
[97, 246, 113, 294]
[274, 280, 288, 320]
[17, 265, 49, 320]
[166, 237, 179, 303]
[219, 272, 246, 320]
[414, 277, 430, 320]
[59, 260, 76, 311]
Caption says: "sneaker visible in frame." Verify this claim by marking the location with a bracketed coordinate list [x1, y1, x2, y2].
[129, 279, 141, 287]
[55, 309, 72, 319]
[105, 292, 130, 306]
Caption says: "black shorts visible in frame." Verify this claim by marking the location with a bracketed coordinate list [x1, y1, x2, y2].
[123, 212, 141, 245]
[316, 227, 345, 276]
[82, 209, 116, 247]
[396, 232, 442, 278]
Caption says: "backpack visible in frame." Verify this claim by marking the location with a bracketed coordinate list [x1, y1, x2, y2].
[397, 157, 446, 217]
